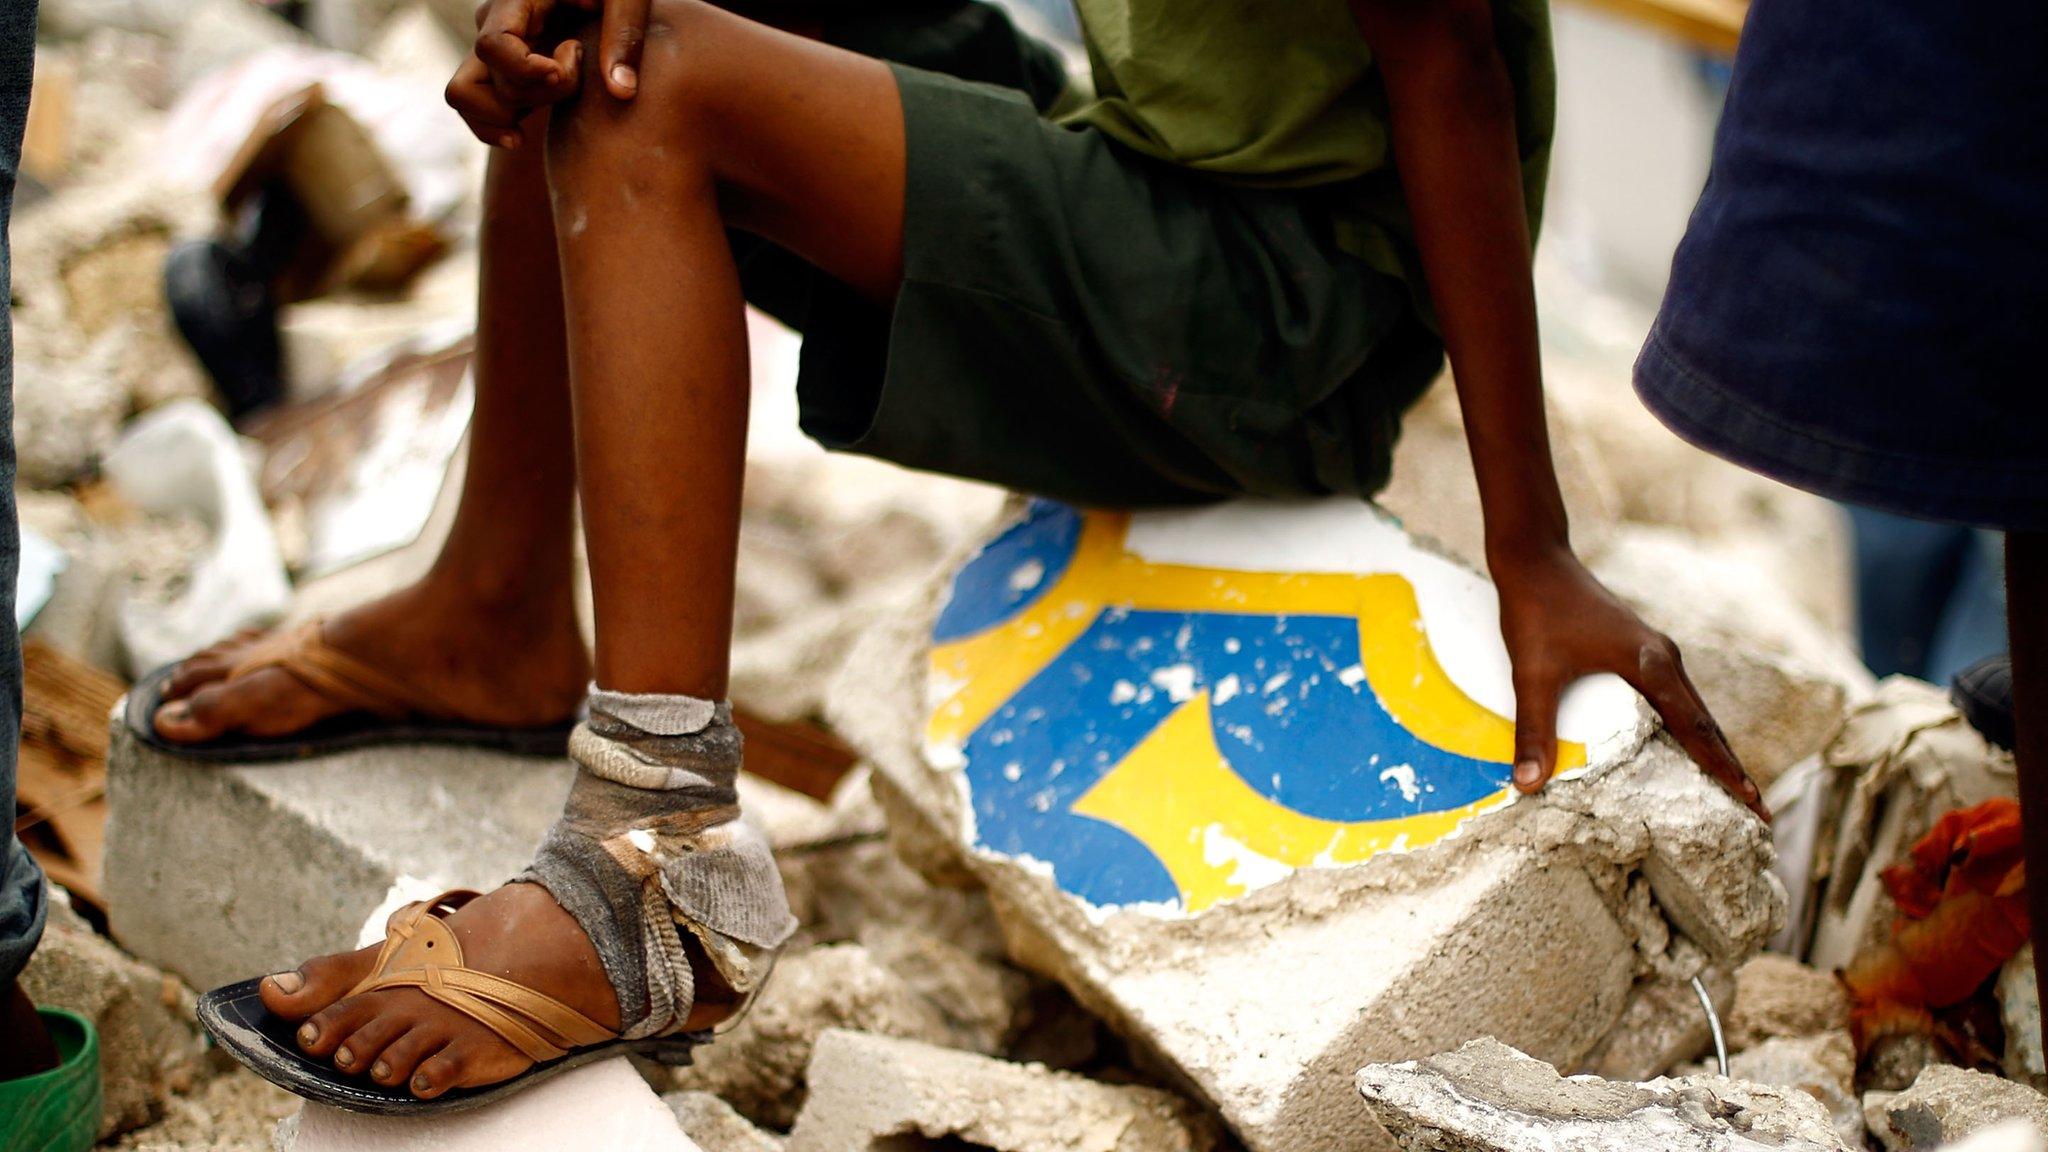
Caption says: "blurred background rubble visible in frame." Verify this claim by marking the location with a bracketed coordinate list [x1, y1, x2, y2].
[7, 0, 2035, 1148]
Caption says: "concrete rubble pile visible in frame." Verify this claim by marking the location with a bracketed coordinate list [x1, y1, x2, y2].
[17, 0, 2048, 1151]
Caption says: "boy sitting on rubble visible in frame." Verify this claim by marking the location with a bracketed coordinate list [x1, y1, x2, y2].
[138, 0, 1767, 1107]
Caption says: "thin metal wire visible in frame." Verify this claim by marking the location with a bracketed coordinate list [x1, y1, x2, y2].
[1692, 974, 1729, 1076]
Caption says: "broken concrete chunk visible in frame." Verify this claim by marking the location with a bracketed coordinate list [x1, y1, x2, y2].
[1877, 1066, 2048, 1151]
[19, 895, 212, 1139]
[835, 498, 1783, 1152]
[665, 1092, 783, 1152]
[1720, 1032, 1863, 1149]
[1935, 1121, 2048, 1152]
[1726, 953, 1852, 1050]
[104, 723, 578, 991]
[1357, 1037, 1851, 1152]
[787, 1029, 1220, 1152]
[858, 922, 1033, 1055]
[667, 944, 959, 1130]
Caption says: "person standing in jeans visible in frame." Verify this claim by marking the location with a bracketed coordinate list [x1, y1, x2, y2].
[0, 0, 53, 1084]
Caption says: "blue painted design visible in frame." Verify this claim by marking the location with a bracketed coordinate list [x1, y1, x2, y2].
[931, 500, 1081, 644]
[958, 608, 1513, 906]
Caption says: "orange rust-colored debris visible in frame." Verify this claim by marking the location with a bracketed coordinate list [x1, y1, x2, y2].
[1842, 797, 2029, 1050]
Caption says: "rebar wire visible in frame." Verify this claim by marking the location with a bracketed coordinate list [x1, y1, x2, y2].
[1692, 974, 1729, 1076]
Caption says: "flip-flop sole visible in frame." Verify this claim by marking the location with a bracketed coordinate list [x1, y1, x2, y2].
[126, 664, 576, 763]
[198, 978, 707, 1116]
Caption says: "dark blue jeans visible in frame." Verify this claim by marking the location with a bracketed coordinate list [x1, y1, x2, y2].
[1, 0, 42, 986]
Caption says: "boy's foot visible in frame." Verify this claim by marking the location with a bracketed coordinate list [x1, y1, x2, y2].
[152, 581, 589, 745]
[0, 978, 59, 1080]
[258, 883, 739, 1099]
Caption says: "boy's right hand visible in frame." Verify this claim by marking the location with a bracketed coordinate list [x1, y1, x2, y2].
[448, 0, 649, 147]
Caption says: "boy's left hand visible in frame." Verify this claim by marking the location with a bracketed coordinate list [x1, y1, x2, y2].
[1490, 543, 1770, 822]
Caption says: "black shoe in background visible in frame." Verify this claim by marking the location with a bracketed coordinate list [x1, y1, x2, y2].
[1953, 654, 2015, 751]
[163, 237, 284, 419]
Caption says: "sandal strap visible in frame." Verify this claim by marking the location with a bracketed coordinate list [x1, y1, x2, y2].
[345, 889, 620, 1066]
[225, 620, 459, 720]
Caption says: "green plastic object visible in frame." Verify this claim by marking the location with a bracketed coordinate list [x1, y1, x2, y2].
[0, 1007, 101, 1152]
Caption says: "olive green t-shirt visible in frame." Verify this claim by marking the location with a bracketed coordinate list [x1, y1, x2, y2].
[1059, 0, 1556, 317]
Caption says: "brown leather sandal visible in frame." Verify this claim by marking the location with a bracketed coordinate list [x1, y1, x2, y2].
[197, 891, 712, 1115]
[125, 620, 576, 761]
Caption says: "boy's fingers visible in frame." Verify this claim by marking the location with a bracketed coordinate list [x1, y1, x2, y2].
[476, 0, 561, 84]
[600, 0, 650, 98]
[446, 56, 527, 147]
[1510, 672, 1562, 795]
[1632, 638, 1771, 823]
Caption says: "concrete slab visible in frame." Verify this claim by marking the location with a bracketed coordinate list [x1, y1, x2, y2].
[832, 497, 1785, 1152]
[786, 1029, 1220, 1152]
[103, 724, 573, 990]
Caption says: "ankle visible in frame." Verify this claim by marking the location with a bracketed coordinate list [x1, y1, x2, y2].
[0, 979, 59, 1080]
[414, 563, 581, 638]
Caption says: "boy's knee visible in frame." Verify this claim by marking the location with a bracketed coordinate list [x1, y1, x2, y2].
[548, 0, 727, 153]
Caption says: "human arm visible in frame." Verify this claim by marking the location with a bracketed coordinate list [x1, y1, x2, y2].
[1347, 0, 1767, 818]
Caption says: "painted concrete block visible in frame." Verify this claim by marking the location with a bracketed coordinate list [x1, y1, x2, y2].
[786, 1029, 1220, 1152]
[275, 1057, 702, 1152]
[103, 726, 574, 991]
[831, 497, 1783, 1152]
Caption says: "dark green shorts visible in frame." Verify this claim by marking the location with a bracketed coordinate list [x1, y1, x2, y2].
[736, 2, 1443, 508]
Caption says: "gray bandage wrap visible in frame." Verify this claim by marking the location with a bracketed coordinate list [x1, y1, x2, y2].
[521, 688, 796, 1038]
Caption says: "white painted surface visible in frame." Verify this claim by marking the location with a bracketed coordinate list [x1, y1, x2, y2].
[1122, 498, 1644, 760]
[277, 1058, 703, 1152]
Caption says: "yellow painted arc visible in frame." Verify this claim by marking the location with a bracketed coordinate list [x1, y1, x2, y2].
[1069, 694, 1513, 913]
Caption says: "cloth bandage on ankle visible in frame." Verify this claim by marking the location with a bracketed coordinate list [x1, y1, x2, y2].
[521, 688, 797, 1039]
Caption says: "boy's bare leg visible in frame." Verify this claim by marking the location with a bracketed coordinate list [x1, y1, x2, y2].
[2009, 532, 2047, 1040]
[253, 3, 904, 1098]
[153, 120, 589, 743]
[0, 979, 56, 1079]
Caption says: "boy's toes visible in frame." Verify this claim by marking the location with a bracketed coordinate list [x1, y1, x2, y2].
[155, 670, 314, 743]
[331, 1013, 412, 1079]
[374, 1029, 452, 1092]
[409, 1037, 527, 1100]
[260, 945, 378, 1020]
[295, 993, 388, 1059]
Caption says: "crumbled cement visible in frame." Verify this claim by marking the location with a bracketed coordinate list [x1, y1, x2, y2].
[1874, 1066, 2048, 1151]
[858, 922, 1033, 1055]
[665, 1092, 784, 1152]
[786, 1029, 1221, 1152]
[834, 500, 1787, 1152]
[667, 944, 960, 1130]
[20, 894, 213, 1139]
[1357, 1037, 1851, 1152]
[1725, 954, 1852, 1051]
[2002, 948, 2045, 1091]
[1714, 1032, 1863, 1149]
[109, 1067, 299, 1152]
